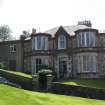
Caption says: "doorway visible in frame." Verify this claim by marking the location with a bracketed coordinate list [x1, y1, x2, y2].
[59, 60, 67, 78]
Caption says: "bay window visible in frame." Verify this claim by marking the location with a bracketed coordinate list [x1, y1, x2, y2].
[32, 36, 48, 50]
[77, 31, 96, 47]
[77, 54, 97, 73]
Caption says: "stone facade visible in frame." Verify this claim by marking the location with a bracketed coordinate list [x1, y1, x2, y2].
[0, 41, 17, 70]
[1, 20, 105, 79]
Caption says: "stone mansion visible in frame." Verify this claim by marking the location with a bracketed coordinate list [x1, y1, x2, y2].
[0, 20, 105, 79]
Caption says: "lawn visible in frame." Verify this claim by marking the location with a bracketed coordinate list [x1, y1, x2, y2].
[0, 69, 32, 78]
[0, 84, 105, 105]
[60, 79, 105, 89]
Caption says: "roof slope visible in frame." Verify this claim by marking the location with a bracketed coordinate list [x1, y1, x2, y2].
[45, 25, 92, 36]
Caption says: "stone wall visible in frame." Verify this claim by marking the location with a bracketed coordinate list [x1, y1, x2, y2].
[0, 44, 9, 67]
[24, 57, 31, 73]
[51, 82, 105, 100]
[97, 34, 105, 47]
[0, 42, 16, 69]
[97, 53, 105, 77]
[16, 41, 23, 71]
[0, 70, 32, 90]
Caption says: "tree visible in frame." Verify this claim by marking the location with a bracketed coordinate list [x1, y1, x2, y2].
[0, 25, 12, 41]
[22, 30, 30, 37]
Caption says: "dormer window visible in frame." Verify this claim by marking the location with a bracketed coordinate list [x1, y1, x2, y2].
[58, 35, 66, 49]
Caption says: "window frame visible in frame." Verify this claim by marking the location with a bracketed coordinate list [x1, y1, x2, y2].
[77, 54, 97, 73]
[9, 44, 16, 53]
[77, 31, 96, 47]
[58, 35, 66, 49]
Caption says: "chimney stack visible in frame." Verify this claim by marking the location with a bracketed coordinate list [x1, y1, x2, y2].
[32, 28, 36, 35]
[78, 20, 92, 27]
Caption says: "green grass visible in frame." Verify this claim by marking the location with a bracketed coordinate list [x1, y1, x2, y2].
[60, 79, 105, 89]
[0, 69, 32, 78]
[0, 84, 105, 105]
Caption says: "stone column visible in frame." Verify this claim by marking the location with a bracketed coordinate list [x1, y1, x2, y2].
[32, 75, 39, 90]
[46, 74, 54, 90]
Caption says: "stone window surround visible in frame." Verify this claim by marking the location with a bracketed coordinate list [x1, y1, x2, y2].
[58, 35, 66, 49]
[32, 36, 48, 51]
[76, 53, 97, 73]
[9, 44, 16, 52]
[77, 31, 96, 47]
[31, 56, 50, 75]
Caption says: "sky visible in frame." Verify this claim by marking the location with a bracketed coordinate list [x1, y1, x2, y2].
[0, 0, 105, 38]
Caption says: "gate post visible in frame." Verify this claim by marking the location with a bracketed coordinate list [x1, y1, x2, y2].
[46, 74, 54, 90]
[32, 75, 39, 90]
[38, 69, 54, 91]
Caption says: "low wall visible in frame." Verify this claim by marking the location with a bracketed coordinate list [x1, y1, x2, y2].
[1, 70, 105, 100]
[0, 70, 32, 90]
[51, 82, 105, 100]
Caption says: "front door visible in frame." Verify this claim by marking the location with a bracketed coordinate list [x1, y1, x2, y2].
[59, 60, 67, 78]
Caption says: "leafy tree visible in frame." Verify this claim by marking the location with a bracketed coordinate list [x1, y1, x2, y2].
[0, 25, 12, 41]
[22, 30, 30, 37]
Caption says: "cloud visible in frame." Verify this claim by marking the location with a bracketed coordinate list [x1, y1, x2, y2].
[0, 0, 3, 7]
[0, 0, 105, 37]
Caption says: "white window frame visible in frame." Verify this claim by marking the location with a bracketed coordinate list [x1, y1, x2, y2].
[34, 36, 48, 50]
[77, 55, 97, 73]
[9, 44, 16, 53]
[77, 32, 96, 47]
[58, 35, 66, 49]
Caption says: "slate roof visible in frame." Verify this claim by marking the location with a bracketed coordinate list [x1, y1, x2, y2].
[45, 25, 92, 36]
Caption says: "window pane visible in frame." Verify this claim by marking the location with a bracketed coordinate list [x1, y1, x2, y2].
[42, 37, 45, 50]
[9, 44, 16, 52]
[36, 36, 47, 50]
[78, 32, 95, 47]
[36, 58, 42, 73]
[86, 32, 90, 47]
[58, 35, 66, 49]
[82, 33, 85, 47]
[37, 36, 41, 49]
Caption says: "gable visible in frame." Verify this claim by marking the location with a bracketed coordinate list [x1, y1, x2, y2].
[55, 26, 70, 38]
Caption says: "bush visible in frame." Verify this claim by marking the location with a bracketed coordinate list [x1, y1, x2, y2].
[38, 69, 53, 76]
[2, 66, 8, 70]
[0, 63, 7, 69]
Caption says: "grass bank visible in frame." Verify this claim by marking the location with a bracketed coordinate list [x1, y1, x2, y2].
[0, 69, 32, 78]
[60, 79, 105, 89]
[0, 84, 105, 105]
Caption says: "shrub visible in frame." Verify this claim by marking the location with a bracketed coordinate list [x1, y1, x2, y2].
[2, 66, 8, 70]
[38, 69, 53, 76]
[0, 63, 7, 69]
